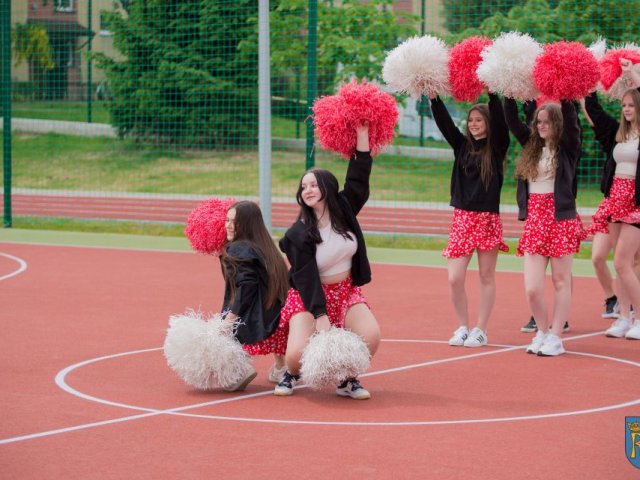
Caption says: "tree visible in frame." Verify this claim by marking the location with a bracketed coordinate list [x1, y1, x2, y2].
[441, 0, 526, 34]
[92, 0, 258, 147]
[11, 23, 54, 99]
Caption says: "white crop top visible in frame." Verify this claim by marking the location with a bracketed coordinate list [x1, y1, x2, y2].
[528, 147, 555, 194]
[613, 137, 639, 177]
[316, 224, 357, 277]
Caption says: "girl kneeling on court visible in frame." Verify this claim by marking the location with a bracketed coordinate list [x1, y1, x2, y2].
[274, 122, 381, 399]
[504, 98, 585, 356]
[429, 91, 510, 348]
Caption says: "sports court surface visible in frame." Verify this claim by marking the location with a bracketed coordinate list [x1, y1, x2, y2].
[1, 229, 638, 479]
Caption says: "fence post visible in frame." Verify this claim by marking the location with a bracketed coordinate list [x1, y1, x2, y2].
[1, 0, 11, 228]
[258, 0, 272, 230]
[305, 0, 317, 170]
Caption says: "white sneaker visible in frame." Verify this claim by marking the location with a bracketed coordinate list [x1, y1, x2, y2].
[605, 317, 632, 338]
[526, 330, 547, 354]
[448, 326, 469, 346]
[537, 333, 565, 357]
[463, 327, 488, 347]
[268, 364, 287, 383]
[336, 378, 371, 400]
[625, 319, 640, 340]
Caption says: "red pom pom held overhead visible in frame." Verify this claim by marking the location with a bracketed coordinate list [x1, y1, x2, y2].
[599, 47, 640, 91]
[533, 41, 599, 100]
[312, 80, 398, 159]
[449, 36, 492, 103]
[185, 197, 235, 255]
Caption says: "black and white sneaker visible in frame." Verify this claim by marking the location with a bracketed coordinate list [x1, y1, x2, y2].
[336, 378, 371, 400]
[521, 316, 537, 333]
[602, 295, 619, 319]
[273, 371, 300, 396]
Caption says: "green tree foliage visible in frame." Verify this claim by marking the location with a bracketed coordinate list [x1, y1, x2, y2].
[92, 0, 258, 147]
[441, 0, 526, 34]
[12, 23, 54, 70]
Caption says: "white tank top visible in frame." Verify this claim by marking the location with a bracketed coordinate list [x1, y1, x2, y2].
[528, 147, 555, 194]
[316, 224, 357, 277]
[613, 137, 639, 177]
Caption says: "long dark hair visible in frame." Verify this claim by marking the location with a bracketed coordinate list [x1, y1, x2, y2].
[465, 103, 494, 190]
[516, 103, 563, 180]
[221, 201, 288, 309]
[295, 168, 352, 244]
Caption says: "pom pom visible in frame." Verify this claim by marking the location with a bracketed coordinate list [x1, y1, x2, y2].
[184, 197, 235, 255]
[449, 36, 492, 102]
[300, 327, 371, 390]
[599, 44, 640, 100]
[588, 37, 607, 60]
[312, 80, 398, 159]
[163, 309, 253, 390]
[477, 31, 543, 100]
[533, 41, 599, 100]
[382, 35, 450, 98]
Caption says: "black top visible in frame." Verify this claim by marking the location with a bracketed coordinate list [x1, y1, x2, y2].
[221, 241, 281, 345]
[584, 91, 640, 206]
[503, 98, 581, 221]
[430, 93, 510, 213]
[279, 150, 372, 318]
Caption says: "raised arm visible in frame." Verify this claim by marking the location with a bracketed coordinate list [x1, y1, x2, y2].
[341, 122, 372, 215]
[488, 93, 510, 154]
[560, 100, 581, 159]
[429, 96, 465, 150]
[503, 97, 531, 146]
[584, 91, 619, 154]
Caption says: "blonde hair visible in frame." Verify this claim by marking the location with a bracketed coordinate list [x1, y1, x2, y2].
[616, 89, 640, 143]
[515, 103, 563, 181]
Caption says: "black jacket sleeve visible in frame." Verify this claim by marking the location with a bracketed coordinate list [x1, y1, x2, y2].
[503, 97, 531, 147]
[584, 91, 619, 155]
[488, 93, 510, 156]
[560, 100, 581, 160]
[430, 96, 466, 152]
[341, 150, 372, 216]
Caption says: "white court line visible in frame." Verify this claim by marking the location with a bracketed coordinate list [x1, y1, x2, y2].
[3, 331, 639, 444]
[0, 252, 27, 281]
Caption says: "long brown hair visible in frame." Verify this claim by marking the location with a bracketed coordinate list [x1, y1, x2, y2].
[616, 88, 640, 143]
[221, 201, 288, 309]
[465, 104, 494, 190]
[515, 103, 563, 180]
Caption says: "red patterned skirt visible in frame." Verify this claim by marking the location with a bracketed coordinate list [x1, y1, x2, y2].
[279, 277, 368, 329]
[442, 209, 509, 259]
[607, 177, 640, 225]
[517, 193, 586, 257]
[243, 323, 289, 356]
[586, 197, 610, 236]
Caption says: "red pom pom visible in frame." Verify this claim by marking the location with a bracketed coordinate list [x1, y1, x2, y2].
[312, 80, 398, 159]
[449, 36, 492, 102]
[185, 198, 235, 255]
[599, 47, 640, 91]
[533, 41, 599, 100]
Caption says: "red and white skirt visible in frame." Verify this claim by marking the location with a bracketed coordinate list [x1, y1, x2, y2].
[607, 177, 640, 225]
[243, 323, 289, 356]
[279, 277, 368, 329]
[517, 193, 586, 257]
[586, 197, 610, 236]
[442, 208, 509, 259]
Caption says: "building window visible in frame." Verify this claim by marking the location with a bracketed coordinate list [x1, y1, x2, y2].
[54, 0, 75, 12]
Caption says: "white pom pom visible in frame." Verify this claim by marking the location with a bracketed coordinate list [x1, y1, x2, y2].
[300, 328, 371, 390]
[477, 31, 543, 100]
[588, 37, 607, 60]
[383, 35, 450, 98]
[163, 309, 253, 390]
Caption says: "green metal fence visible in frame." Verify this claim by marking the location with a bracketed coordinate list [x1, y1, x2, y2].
[2, 0, 640, 232]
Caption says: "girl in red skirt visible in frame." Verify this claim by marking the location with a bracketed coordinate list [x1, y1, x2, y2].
[430, 91, 510, 347]
[274, 122, 381, 399]
[220, 201, 291, 388]
[504, 98, 585, 356]
[585, 61, 640, 340]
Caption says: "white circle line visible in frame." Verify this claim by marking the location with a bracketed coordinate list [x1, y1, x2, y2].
[0, 252, 28, 281]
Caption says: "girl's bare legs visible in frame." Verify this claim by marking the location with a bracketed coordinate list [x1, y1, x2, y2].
[592, 232, 615, 298]
[609, 223, 632, 318]
[524, 253, 550, 331]
[614, 224, 640, 316]
[284, 312, 316, 375]
[345, 303, 381, 356]
[549, 254, 574, 337]
[476, 247, 499, 332]
[447, 254, 472, 328]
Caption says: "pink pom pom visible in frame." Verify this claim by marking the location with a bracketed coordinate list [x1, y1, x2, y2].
[449, 36, 492, 102]
[185, 198, 235, 255]
[599, 48, 640, 91]
[312, 80, 398, 160]
[533, 41, 599, 100]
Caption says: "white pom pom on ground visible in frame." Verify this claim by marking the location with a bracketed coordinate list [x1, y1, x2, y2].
[477, 31, 543, 100]
[382, 35, 450, 98]
[300, 327, 371, 390]
[163, 309, 254, 391]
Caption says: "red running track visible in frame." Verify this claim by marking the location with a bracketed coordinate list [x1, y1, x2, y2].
[5, 193, 527, 237]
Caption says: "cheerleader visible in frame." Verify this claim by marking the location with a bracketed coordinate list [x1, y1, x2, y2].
[504, 97, 585, 356]
[274, 122, 381, 399]
[584, 60, 640, 340]
[429, 92, 510, 347]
